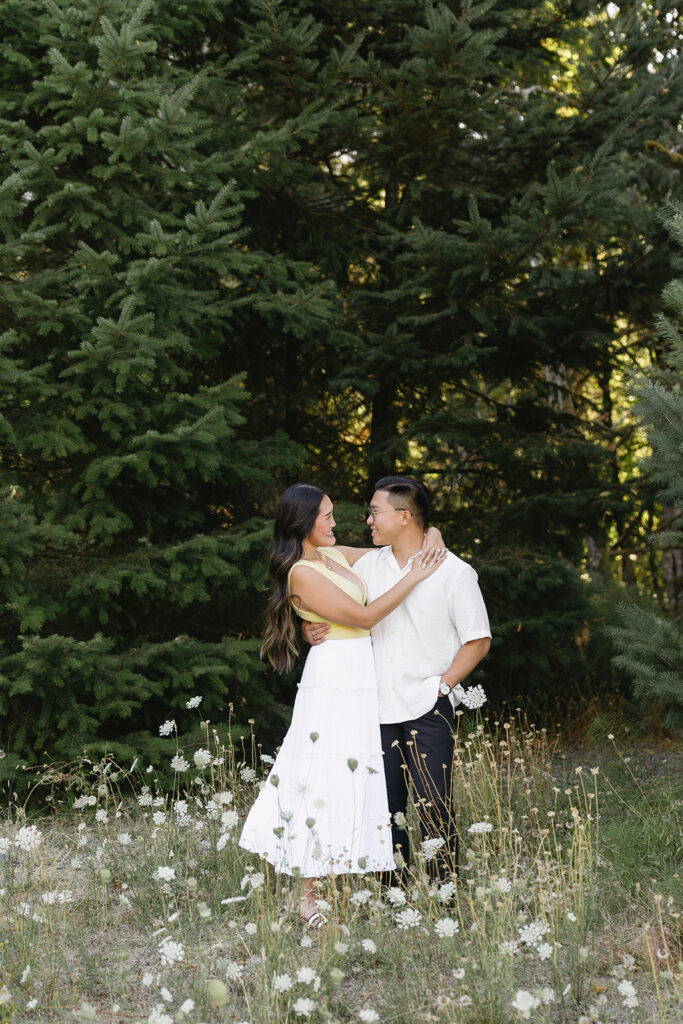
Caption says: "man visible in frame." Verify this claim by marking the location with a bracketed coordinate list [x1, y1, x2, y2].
[303, 475, 491, 877]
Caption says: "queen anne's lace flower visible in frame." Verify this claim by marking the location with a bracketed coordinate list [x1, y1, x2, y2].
[292, 998, 316, 1017]
[468, 821, 492, 834]
[14, 826, 42, 853]
[518, 921, 550, 946]
[193, 748, 211, 769]
[461, 684, 487, 709]
[185, 696, 203, 709]
[158, 720, 175, 737]
[435, 918, 460, 937]
[158, 937, 184, 967]
[395, 908, 422, 930]
[73, 795, 97, 809]
[273, 973, 293, 992]
[170, 755, 189, 773]
[511, 990, 540, 1018]
[349, 889, 373, 906]
[422, 837, 445, 860]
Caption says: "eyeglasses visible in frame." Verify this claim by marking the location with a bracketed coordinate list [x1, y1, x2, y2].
[366, 507, 409, 520]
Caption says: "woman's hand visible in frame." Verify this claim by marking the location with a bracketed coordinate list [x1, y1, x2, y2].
[418, 526, 447, 566]
[409, 554, 442, 581]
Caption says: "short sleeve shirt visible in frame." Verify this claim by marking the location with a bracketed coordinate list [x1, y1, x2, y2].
[353, 547, 492, 723]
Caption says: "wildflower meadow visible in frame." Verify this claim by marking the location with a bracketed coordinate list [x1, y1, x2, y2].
[0, 698, 679, 1024]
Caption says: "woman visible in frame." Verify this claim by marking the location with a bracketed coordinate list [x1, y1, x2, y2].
[239, 483, 443, 925]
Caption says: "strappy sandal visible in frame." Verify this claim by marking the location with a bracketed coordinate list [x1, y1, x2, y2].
[302, 909, 328, 929]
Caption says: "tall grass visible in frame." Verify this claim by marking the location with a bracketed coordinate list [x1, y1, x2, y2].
[0, 705, 679, 1023]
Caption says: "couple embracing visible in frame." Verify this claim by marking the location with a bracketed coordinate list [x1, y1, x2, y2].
[240, 476, 491, 925]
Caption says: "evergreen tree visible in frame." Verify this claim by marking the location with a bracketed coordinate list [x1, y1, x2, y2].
[213, 0, 682, 709]
[0, 0, 332, 773]
[609, 203, 683, 730]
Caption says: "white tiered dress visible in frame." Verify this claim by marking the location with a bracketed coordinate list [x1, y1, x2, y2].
[239, 548, 394, 876]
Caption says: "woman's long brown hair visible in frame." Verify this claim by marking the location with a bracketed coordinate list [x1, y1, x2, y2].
[261, 483, 327, 674]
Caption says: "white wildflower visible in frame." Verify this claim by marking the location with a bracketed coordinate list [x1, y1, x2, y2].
[212, 790, 233, 805]
[221, 810, 239, 831]
[567, 911, 577, 922]
[422, 836, 445, 860]
[361, 939, 377, 954]
[147, 1005, 173, 1024]
[117, 832, 132, 846]
[158, 720, 175, 737]
[240, 766, 257, 783]
[359, 1011, 380, 1023]
[537, 942, 553, 960]
[14, 825, 42, 853]
[386, 886, 407, 906]
[225, 962, 243, 980]
[179, 1001, 195, 1015]
[94, 809, 107, 824]
[73, 795, 97, 809]
[395, 908, 422, 929]
[461, 684, 487, 709]
[185, 696, 203, 709]
[296, 967, 318, 985]
[468, 821, 492, 834]
[540, 987, 555, 1004]
[170, 755, 189, 772]
[156, 866, 175, 882]
[20, 966, 31, 984]
[244, 922, 257, 935]
[434, 917, 460, 937]
[618, 979, 639, 1008]
[499, 940, 519, 955]
[160, 987, 173, 1003]
[511, 989, 540, 1018]
[158, 937, 184, 967]
[438, 880, 456, 902]
[334, 941, 348, 954]
[261, 753, 275, 764]
[152, 811, 166, 825]
[273, 973, 293, 992]
[292, 998, 316, 1017]
[518, 921, 550, 946]
[240, 871, 264, 891]
[349, 889, 373, 906]
[193, 748, 212, 769]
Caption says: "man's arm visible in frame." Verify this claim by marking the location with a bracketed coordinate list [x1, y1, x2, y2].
[439, 636, 491, 691]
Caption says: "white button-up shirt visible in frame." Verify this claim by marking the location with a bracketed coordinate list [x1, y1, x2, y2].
[353, 547, 492, 724]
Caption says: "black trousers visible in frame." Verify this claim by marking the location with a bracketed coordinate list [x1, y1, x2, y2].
[380, 695, 457, 877]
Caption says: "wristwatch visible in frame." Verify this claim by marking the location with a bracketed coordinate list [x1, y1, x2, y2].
[438, 680, 452, 697]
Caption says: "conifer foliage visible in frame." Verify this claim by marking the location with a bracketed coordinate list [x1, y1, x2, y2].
[609, 204, 683, 729]
[0, 0, 316, 771]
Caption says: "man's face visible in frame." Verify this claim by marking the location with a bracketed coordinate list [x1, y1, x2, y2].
[366, 490, 408, 545]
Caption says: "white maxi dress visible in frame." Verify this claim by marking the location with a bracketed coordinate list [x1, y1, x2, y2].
[239, 548, 395, 876]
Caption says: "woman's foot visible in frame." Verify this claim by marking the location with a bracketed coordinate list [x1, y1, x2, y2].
[299, 894, 327, 928]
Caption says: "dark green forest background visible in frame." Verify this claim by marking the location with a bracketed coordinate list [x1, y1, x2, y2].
[0, 0, 681, 775]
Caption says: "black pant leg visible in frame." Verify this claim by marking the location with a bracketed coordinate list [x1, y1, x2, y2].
[380, 721, 411, 868]
[404, 697, 458, 874]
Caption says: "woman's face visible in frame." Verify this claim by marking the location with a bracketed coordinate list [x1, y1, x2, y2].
[307, 495, 336, 548]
